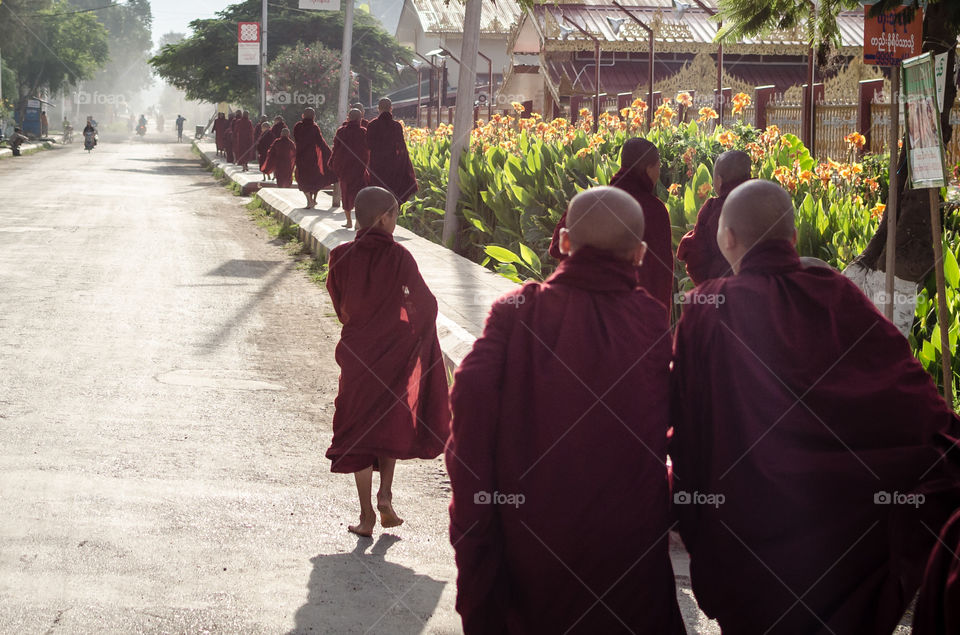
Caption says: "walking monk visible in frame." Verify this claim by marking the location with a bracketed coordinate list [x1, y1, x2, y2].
[330, 109, 369, 229]
[293, 107, 333, 209]
[255, 122, 273, 180]
[263, 128, 296, 188]
[235, 110, 256, 171]
[549, 138, 674, 312]
[365, 98, 418, 204]
[213, 112, 227, 156]
[670, 179, 960, 634]
[447, 186, 685, 634]
[676, 150, 751, 285]
[325, 186, 450, 537]
[223, 112, 235, 163]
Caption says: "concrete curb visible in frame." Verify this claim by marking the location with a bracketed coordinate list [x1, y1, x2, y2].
[0, 142, 55, 159]
[194, 141, 517, 370]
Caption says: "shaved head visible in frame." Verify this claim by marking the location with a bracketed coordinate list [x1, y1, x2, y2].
[563, 187, 646, 259]
[348, 108, 363, 122]
[280, 128, 291, 138]
[713, 151, 752, 196]
[719, 180, 796, 271]
[378, 98, 392, 113]
[621, 138, 659, 175]
[302, 107, 315, 119]
[355, 187, 399, 229]
[800, 256, 835, 270]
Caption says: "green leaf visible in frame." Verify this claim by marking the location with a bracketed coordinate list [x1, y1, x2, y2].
[943, 244, 960, 288]
[518, 243, 542, 274]
[484, 245, 522, 264]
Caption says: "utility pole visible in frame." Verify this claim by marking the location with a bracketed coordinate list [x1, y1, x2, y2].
[332, 0, 355, 208]
[441, 0, 481, 248]
[260, 0, 268, 115]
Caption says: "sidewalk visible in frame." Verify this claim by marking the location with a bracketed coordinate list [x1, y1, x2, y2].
[195, 141, 518, 369]
[0, 141, 54, 159]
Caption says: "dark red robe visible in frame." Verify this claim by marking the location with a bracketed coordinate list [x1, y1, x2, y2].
[234, 116, 256, 165]
[548, 171, 674, 312]
[293, 118, 334, 193]
[913, 509, 960, 634]
[365, 112, 418, 203]
[223, 115, 235, 163]
[325, 228, 450, 473]
[447, 247, 685, 634]
[263, 136, 296, 188]
[213, 115, 227, 153]
[256, 128, 276, 173]
[676, 193, 732, 286]
[330, 119, 369, 212]
[670, 239, 960, 634]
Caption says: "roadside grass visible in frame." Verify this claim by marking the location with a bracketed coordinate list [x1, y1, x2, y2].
[0, 141, 55, 160]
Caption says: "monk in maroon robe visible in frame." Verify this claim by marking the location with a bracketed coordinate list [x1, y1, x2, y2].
[670, 180, 960, 634]
[293, 107, 333, 209]
[213, 112, 227, 155]
[330, 109, 369, 229]
[234, 110, 256, 171]
[230, 109, 243, 165]
[223, 112, 235, 163]
[256, 122, 275, 178]
[676, 150, 751, 286]
[263, 128, 296, 188]
[351, 102, 370, 127]
[448, 186, 685, 634]
[913, 509, 960, 634]
[326, 186, 450, 537]
[549, 138, 674, 312]
[365, 98, 418, 204]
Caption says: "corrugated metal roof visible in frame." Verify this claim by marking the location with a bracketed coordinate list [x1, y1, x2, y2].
[410, 0, 522, 34]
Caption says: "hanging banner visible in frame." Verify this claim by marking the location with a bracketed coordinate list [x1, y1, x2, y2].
[237, 22, 260, 66]
[934, 52, 948, 112]
[299, 0, 341, 10]
[902, 53, 947, 189]
[862, 6, 922, 66]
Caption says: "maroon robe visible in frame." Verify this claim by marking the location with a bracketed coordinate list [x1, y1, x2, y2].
[676, 193, 732, 286]
[670, 239, 960, 634]
[325, 228, 449, 473]
[293, 118, 334, 193]
[913, 509, 960, 634]
[213, 115, 227, 153]
[256, 128, 276, 173]
[330, 119, 369, 212]
[365, 112, 418, 203]
[548, 171, 674, 311]
[235, 116, 256, 165]
[223, 115, 235, 163]
[447, 247, 685, 634]
[263, 136, 296, 188]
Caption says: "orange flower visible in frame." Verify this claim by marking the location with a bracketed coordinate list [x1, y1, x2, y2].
[668, 183, 681, 196]
[681, 147, 696, 166]
[676, 92, 693, 108]
[575, 147, 592, 158]
[773, 165, 798, 192]
[512, 101, 525, 114]
[760, 125, 781, 146]
[697, 106, 719, 123]
[717, 130, 738, 148]
[745, 141, 764, 162]
[844, 132, 866, 151]
[815, 162, 832, 185]
[731, 92, 752, 116]
[697, 183, 713, 199]
[798, 169, 815, 185]
[631, 97, 648, 112]
[870, 202, 886, 219]
[864, 177, 880, 192]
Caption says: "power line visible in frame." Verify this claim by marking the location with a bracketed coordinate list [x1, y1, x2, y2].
[27, 3, 120, 17]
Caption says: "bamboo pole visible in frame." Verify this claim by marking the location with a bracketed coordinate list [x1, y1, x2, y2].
[884, 67, 899, 321]
[929, 186, 953, 405]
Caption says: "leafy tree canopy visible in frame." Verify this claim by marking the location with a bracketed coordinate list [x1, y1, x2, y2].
[67, 0, 155, 96]
[149, 0, 411, 108]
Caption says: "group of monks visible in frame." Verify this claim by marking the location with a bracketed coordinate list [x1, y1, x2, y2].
[212, 99, 418, 222]
[324, 136, 960, 632]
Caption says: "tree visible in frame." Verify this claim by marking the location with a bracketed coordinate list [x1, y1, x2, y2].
[0, 0, 110, 120]
[149, 0, 410, 110]
[717, 0, 960, 290]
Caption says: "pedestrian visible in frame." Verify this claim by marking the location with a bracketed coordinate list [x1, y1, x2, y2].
[40, 111, 48, 137]
[549, 138, 674, 313]
[213, 113, 227, 156]
[235, 111, 255, 171]
[292, 107, 333, 209]
[350, 102, 369, 127]
[447, 186, 686, 634]
[231, 109, 243, 165]
[365, 98, 417, 204]
[324, 186, 449, 537]
[175, 114, 186, 143]
[330, 108, 369, 229]
[256, 122, 274, 180]
[263, 128, 296, 188]
[8, 127, 28, 156]
[670, 179, 960, 634]
[676, 150, 752, 285]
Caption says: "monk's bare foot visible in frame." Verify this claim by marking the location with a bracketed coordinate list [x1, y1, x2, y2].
[342, 221, 353, 229]
[377, 498, 404, 528]
[348, 512, 376, 537]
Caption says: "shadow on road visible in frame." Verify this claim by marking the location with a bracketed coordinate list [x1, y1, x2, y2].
[289, 534, 446, 634]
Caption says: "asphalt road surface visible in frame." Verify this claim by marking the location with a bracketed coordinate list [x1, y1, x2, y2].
[2, 136, 907, 634]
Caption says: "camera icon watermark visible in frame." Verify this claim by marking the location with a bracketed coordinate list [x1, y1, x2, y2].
[873, 291, 914, 307]
[675, 291, 726, 308]
[673, 490, 725, 508]
[474, 490, 526, 508]
[874, 490, 925, 508]
[268, 91, 326, 106]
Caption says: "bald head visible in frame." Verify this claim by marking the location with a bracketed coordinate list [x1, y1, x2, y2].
[378, 98, 392, 113]
[800, 256, 835, 270]
[561, 187, 646, 260]
[713, 150, 752, 196]
[355, 187, 399, 229]
[621, 138, 659, 175]
[280, 128, 291, 138]
[348, 108, 363, 122]
[718, 180, 796, 272]
[302, 107, 315, 120]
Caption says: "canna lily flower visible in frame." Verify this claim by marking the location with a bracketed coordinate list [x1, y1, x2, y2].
[697, 106, 719, 123]
[668, 183, 681, 196]
[717, 130, 738, 148]
[676, 92, 693, 108]
[731, 92, 751, 116]
[870, 202, 886, 219]
[844, 132, 866, 151]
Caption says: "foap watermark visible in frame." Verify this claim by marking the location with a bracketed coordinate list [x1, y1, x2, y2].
[474, 490, 526, 508]
[674, 291, 726, 309]
[674, 490, 725, 508]
[874, 490, 925, 508]
[873, 290, 915, 308]
[268, 91, 327, 106]
[76, 91, 126, 105]
[476, 293, 526, 308]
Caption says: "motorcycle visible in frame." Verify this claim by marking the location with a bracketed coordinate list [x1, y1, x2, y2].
[136, 123, 146, 137]
[62, 126, 74, 144]
[84, 130, 96, 152]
